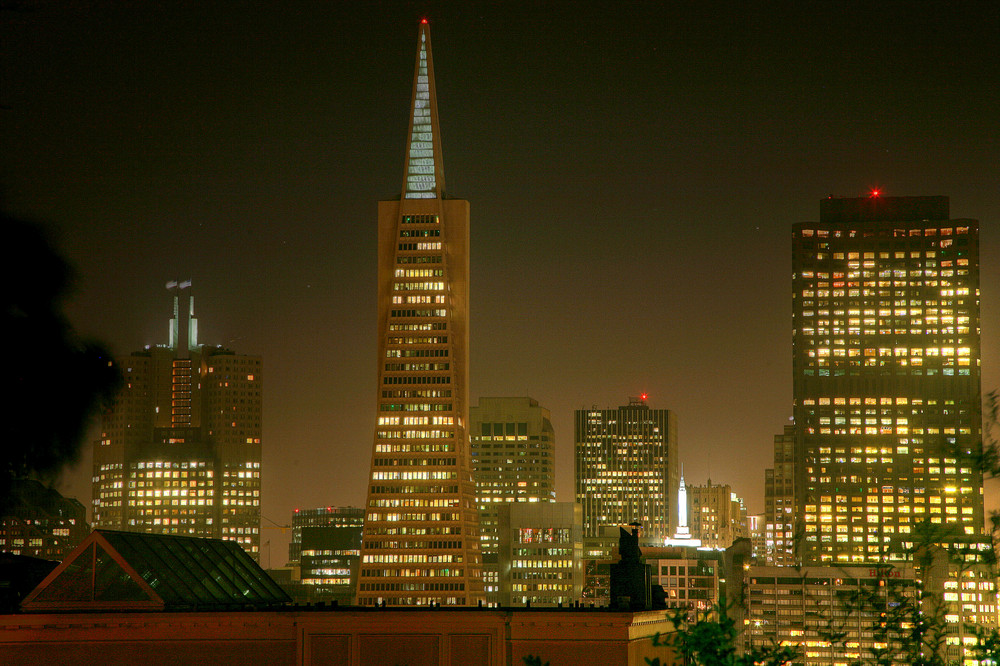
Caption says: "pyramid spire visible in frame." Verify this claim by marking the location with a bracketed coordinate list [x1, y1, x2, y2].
[403, 20, 445, 199]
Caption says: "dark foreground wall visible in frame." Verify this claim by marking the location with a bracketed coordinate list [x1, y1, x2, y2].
[0, 608, 676, 666]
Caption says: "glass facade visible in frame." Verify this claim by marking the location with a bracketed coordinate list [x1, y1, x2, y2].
[22, 529, 289, 612]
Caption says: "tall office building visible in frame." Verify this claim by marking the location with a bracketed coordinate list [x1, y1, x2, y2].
[92, 282, 262, 556]
[575, 396, 678, 542]
[792, 195, 982, 564]
[470, 397, 555, 603]
[357, 21, 483, 607]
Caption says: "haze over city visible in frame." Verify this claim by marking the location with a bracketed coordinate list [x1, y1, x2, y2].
[2, 1, 998, 564]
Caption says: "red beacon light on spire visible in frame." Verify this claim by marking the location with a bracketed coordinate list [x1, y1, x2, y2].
[420, 18, 428, 24]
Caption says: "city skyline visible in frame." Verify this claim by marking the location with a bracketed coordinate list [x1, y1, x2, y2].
[2, 3, 997, 564]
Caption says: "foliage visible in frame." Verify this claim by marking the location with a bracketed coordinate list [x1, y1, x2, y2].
[1, 212, 122, 512]
[823, 565, 947, 665]
[647, 605, 797, 666]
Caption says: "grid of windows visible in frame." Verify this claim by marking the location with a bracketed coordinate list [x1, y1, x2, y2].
[93, 291, 262, 559]
[792, 197, 983, 564]
[575, 397, 677, 541]
[469, 397, 556, 605]
[357, 22, 483, 608]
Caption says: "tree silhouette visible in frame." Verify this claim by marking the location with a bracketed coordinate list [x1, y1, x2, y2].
[1, 212, 121, 512]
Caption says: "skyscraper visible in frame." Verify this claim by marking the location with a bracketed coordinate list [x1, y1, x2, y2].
[575, 396, 678, 542]
[469, 397, 555, 603]
[792, 195, 982, 564]
[356, 21, 483, 607]
[92, 282, 262, 556]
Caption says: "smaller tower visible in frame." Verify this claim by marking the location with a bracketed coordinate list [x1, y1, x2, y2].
[666, 466, 702, 547]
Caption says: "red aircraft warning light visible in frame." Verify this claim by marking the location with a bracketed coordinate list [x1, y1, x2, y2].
[421, 18, 428, 24]
[869, 188, 881, 198]
[640, 393, 648, 401]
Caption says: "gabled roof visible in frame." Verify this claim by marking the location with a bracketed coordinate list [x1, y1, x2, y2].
[20, 529, 290, 612]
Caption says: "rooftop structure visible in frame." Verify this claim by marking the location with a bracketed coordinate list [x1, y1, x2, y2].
[21, 529, 289, 612]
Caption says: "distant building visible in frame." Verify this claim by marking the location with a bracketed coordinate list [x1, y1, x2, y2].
[575, 396, 678, 542]
[357, 21, 483, 607]
[288, 506, 364, 565]
[497, 502, 582, 606]
[792, 196, 983, 564]
[687, 479, 748, 550]
[745, 534, 997, 664]
[665, 468, 699, 547]
[916, 534, 998, 664]
[470, 397, 555, 604]
[92, 282, 262, 557]
[0, 479, 89, 560]
[643, 545, 725, 617]
[763, 425, 796, 564]
[300, 524, 363, 604]
[747, 513, 766, 562]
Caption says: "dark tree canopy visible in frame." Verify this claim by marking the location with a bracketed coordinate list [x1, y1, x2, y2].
[1, 211, 122, 511]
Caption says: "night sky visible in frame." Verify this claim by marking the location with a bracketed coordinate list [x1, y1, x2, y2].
[3, 1, 998, 566]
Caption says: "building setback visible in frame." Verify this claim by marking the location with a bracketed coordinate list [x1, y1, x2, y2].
[92, 282, 262, 557]
[792, 196, 983, 563]
[357, 21, 483, 607]
[575, 397, 678, 542]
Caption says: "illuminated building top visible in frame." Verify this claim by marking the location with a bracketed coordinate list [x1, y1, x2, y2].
[403, 22, 444, 199]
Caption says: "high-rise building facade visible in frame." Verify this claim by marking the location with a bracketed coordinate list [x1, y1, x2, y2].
[575, 396, 678, 542]
[792, 196, 983, 564]
[92, 282, 262, 556]
[764, 425, 796, 564]
[357, 21, 483, 607]
[470, 397, 555, 604]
